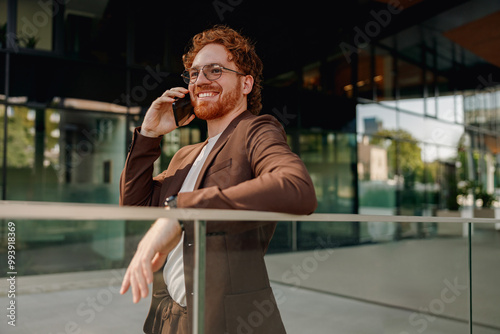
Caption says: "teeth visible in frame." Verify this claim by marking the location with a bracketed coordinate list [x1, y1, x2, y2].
[198, 92, 218, 98]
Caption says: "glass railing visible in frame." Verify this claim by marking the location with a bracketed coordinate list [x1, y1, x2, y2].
[0, 201, 499, 334]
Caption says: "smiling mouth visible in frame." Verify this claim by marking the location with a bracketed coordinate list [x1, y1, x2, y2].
[197, 92, 220, 98]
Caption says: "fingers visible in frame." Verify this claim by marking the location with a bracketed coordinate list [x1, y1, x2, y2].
[120, 270, 131, 295]
[151, 253, 168, 273]
[120, 219, 182, 304]
[161, 87, 189, 99]
[152, 96, 177, 106]
[120, 246, 155, 303]
[150, 87, 189, 110]
[135, 262, 150, 302]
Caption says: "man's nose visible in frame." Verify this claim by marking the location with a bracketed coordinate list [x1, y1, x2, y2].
[195, 69, 211, 85]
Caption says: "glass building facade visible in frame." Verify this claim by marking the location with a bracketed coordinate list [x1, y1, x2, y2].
[0, 0, 500, 334]
[1, 1, 500, 332]
[1, 0, 500, 270]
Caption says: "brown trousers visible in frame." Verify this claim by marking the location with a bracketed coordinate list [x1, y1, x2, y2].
[151, 289, 188, 334]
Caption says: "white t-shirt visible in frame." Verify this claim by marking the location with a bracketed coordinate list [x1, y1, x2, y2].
[163, 132, 222, 306]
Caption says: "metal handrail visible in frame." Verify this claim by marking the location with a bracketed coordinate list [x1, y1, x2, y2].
[1, 200, 498, 334]
[1, 200, 499, 223]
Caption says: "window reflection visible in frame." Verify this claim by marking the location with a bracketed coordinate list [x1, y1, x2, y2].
[0, 104, 4, 197]
[398, 59, 424, 114]
[374, 46, 394, 102]
[5, 106, 126, 203]
[303, 62, 321, 91]
[357, 95, 468, 220]
[65, 0, 126, 63]
[0, 1, 6, 50]
[16, 0, 53, 50]
[357, 103, 398, 134]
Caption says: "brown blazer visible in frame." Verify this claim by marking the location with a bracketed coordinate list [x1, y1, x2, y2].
[120, 110, 317, 334]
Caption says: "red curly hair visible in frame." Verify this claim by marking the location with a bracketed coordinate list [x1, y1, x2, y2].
[182, 25, 263, 115]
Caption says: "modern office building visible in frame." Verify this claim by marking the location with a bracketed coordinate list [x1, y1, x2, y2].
[0, 0, 499, 332]
[1, 0, 499, 264]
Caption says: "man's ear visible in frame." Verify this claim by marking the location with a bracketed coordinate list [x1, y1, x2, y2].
[242, 75, 254, 95]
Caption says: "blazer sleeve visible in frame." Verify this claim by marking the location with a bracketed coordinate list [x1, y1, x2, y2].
[119, 128, 164, 206]
[178, 116, 318, 216]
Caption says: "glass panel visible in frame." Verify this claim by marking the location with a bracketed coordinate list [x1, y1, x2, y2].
[357, 103, 398, 222]
[266, 220, 470, 333]
[0, 217, 152, 331]
[0, 52, 4, 95]
[16, 0, 53, 51]
[64, 0, 126, 64]
[399, 112, 425, 142]
[358, 134, 397, 236]
[327, 54, 352, 98]
[455, 94, 464, 124]
[0, 0, 6, 50]
[303, 62, 321, 91]
[374, 46, 394, 103]
[472, 219, 500, 333]
[358, 48, 373, 100]
[5, 107, 126, 203]
[398, 59, 424, 114]
[132, 7, 167, 67]
[0, 213, 472, 333]
[0, 104, 4, 197]
[3, 105, 34, 171]
[299, 132, 357, 248]
[423, 118, 464, 148]
[426, 71, 437, 118]
[301, 132, 356, 215]
[357, 103, 398, 135]
[437, 95, 456, 122]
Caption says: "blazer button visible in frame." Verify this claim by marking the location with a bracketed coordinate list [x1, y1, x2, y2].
[187, 243, 193, 247]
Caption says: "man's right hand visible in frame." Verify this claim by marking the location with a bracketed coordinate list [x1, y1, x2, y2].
[140, 87, 195, 137]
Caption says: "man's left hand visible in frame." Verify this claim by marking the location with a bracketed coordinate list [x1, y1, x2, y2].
[120, 218, 182, 303]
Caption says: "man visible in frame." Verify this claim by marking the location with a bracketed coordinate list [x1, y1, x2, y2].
[120, 25, 317, 334]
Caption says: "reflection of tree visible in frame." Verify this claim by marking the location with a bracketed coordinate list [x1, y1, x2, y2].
[371, 129, 423, 184]
[0, 107, 34, 168]
[44, 109, 60, 167]
[371, 129, 425, 213]
[0, 107, 61, 169]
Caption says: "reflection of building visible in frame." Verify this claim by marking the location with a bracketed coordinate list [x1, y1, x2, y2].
[358, 136, 388, 181]
[1, 0, 500, 273]
[363, 117, 383, 136]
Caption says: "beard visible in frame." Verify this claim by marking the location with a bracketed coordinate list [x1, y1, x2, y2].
[193, 83, 242, 121]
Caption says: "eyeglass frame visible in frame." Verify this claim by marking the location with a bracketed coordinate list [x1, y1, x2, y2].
[181, 63, 246, 85]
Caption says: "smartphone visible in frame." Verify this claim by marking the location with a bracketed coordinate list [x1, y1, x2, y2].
[172, 94, 195, 127]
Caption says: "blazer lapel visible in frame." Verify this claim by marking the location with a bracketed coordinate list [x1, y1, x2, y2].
[159, 141, 206, 203]
[193, 110, 250, 190]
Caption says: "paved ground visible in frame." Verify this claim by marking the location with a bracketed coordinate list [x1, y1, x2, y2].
[1, 228, 499, 334]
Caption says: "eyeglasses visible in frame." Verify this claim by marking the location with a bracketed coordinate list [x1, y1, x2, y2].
[181, 63, 246, 85]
